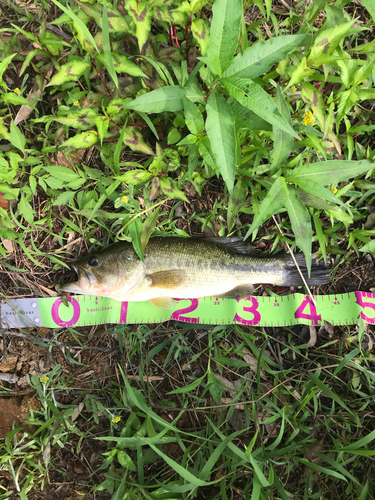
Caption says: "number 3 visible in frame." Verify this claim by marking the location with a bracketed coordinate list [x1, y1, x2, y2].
[234, 297, 261, 326]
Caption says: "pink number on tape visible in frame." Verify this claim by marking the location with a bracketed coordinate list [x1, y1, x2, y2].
[355, 292, 375, 323]
[171, 299, 199, 323]
[234, 297, 261, 326]
[51, 297, 81, 327]
[119, 301, 128, 323]
[294, 296, 322, 325]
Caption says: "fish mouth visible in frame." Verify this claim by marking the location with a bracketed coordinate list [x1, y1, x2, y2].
[60, 263, 93, 294]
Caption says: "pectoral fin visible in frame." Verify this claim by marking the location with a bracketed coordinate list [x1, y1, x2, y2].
[149, 297, 175, 310]
[146, 269, 185, 288]
[215, 284, 254, 300]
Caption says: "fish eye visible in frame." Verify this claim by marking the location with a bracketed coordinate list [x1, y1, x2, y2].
[88, 256, 99, 266]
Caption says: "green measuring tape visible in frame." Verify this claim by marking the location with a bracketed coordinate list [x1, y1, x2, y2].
[1, 292, 374, 329]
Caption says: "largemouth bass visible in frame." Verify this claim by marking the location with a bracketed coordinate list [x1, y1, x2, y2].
[61, 237, 330, 309]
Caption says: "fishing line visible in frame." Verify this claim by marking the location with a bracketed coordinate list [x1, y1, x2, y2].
[1, 292, 374, 329]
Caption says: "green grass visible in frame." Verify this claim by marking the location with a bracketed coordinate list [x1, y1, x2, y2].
[0, 0, 375, 497]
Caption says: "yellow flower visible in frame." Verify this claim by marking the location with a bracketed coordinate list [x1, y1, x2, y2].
[302, 109, 315, 126]
[40, 376, 49, 384]
[73, 100, 79, 106]
[330, 188, 338, 194]
[112, 416, 121, 423]
[291, 86, 297, 92]
[121, 195, 128, 203]
[14, 88, 21, 95]
[259, 132, 264, 136]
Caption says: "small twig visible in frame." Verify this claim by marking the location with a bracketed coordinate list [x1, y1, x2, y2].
[272, 215, 317, 307]
[115, 197, 171, 237]
[53, 237, 83, 253]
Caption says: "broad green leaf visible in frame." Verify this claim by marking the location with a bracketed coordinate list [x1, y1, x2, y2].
[34, 109, 99, 129]
[102, 1, 119, 89]
[105, 3, 130, 31]
[123, 127, 154, 155]
[111, 53, 147, 77]
[290, 160, 373, 186]
[206, 91, 237, 196]
[141, 207, 160, 251]
[61, 131, 98, 148]
[44, 166, 81, 182]
[51, 0, 99, 52]
[291, 186, 337, 211]
[184, 77, 206, 103]
[223, 77, 298, 138]
[75, 1, 102, 25]
[301, 82, 325, 132]
[183, 96, 204, 136]
[77, 1, 129, 32]
[223, 35, 307, 80]
[227, 179, 248, 231]
[126, 86, 186, 113]
[358, 0, 375, 23]
[115, 169, 152, 184]
[285, 188, 312, 275]
[73, 19, 96, 54]
[334, 48, 357, 89]
[271, 85, 293, 175]
[0, 54, 17, 88]
[127, 0, 152, 53]
[117, 451, 137, 471]
[356, 89, 375, 101]
[359, 240, 375, 254]
[18, 195, 35, 225]
[128, 218, 143, 261]
[204, 0, 242, 76]
[187, 143, 199, 178]
[95, 116, 109, 145]
[198, 136, 217, 173]
[167, 128, 181, 145]
[287, 56, 315, 88]
[0, 116, 10, 141]
[9, 121, 26, 152]
[245, 177, 288, 239]
[307, 20, 355, 67]
[1, 93, 35, 107]
[336, 89, 358, 132]
[159, 177, 188, 201]
[303, 0, 326, 25]
[229, 98, 272, 131]
[191, 18, 210, 55]
[46, 61, 90, 86]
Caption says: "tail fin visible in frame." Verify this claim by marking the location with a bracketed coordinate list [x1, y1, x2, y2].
[282, 254, 331, 287]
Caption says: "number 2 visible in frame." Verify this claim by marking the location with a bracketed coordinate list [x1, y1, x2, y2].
[171, 299, 200, 323]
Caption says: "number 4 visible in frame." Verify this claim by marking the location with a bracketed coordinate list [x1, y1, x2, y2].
[294, 296, 322, 325]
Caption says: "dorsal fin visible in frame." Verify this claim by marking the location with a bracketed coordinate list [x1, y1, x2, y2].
[205, 237, 255, 255]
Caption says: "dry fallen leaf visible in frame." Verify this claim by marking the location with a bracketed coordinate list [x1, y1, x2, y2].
[0, 193, 9, 210]
[1, 238, 14, 253]
[308, 325, 317, 347]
